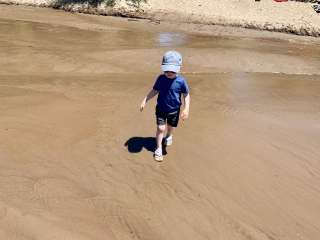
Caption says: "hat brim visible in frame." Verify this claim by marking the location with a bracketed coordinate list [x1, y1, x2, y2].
[161, 64, 181, 73]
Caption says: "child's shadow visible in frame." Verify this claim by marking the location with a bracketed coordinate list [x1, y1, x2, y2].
[124, 137, 167, 155]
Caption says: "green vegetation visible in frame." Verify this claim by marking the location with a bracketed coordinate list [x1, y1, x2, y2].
[105, 0, 116, 6]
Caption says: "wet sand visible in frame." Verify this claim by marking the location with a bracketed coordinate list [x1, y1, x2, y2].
[1, 0, 320, 36]
[1, 5, 320, 240]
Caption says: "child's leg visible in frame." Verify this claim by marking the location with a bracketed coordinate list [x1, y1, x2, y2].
[156, 124, 166, 149]
[166, 109, 179, 138]
[166, 124, 174, 137]
[164, 124, 174, 146]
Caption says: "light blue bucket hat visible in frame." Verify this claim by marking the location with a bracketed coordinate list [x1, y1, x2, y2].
[161, 50, 182, 73]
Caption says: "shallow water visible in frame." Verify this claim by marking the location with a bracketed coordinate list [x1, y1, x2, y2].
[0, 5, 320, 240]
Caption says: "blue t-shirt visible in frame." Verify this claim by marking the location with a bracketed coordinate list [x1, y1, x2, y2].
[153, 74, 189, 112]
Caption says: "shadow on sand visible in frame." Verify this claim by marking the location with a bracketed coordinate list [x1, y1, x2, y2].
[124, 137, 167, 155]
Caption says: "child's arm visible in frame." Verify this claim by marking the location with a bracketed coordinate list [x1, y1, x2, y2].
[181, 93, 190, 120]
[140, 89, 158, 112]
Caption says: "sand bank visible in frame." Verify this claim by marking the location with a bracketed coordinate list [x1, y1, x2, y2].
[0, 0, 320, 37]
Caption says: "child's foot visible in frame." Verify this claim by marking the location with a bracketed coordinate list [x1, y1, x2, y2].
[154, 147, 163, 162]
[165, 135, 173, 146]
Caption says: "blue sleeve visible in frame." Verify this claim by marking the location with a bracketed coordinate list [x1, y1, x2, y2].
[181, 79, 189, 94]
[153, 75, 161, 91]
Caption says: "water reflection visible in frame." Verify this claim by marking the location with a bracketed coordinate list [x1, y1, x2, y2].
[157, 32, 188, 47]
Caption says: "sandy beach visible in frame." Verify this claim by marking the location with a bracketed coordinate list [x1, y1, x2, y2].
[1, 0, 320, 36]
[1, 4, 320, 240]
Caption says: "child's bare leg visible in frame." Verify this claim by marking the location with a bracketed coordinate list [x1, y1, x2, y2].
[156, 124, 166, 149]
[166, 124, 174, 137]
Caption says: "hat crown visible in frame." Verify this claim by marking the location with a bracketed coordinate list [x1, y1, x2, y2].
[162, 51, 182, 66]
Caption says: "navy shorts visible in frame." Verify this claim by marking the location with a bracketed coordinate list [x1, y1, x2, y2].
[156, 107, 180, 127]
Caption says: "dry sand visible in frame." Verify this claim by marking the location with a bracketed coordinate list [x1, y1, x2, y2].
[1, 4, 320, 240]
[0, 0, 320, 36]
[146, 0, 320, 36]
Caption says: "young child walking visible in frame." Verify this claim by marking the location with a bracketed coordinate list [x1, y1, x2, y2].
[140, 50, 190, 161]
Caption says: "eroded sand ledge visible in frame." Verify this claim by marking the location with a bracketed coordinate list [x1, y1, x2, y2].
[0, 0, 320, 37]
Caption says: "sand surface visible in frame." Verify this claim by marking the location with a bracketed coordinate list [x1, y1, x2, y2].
[1, 5, 320, 240]
[145, 0, 320, 36]
[1, 0, 320, 36]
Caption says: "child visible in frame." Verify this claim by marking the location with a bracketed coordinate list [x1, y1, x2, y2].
[140, 50, 190, 161]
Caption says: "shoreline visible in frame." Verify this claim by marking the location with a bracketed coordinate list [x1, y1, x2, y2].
[1, 4, 319, 76]
[0, 0, 320, 37]
[1, 4, 319, 46]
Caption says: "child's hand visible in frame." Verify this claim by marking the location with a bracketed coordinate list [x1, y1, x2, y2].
[140, 100, 146, 112]
[181, 109, 189, 120]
